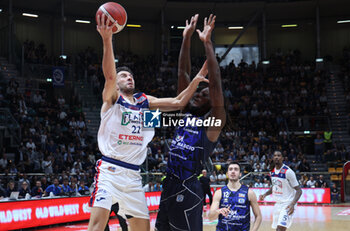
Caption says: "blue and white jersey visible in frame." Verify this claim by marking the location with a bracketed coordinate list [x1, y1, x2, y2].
[217, 185, 250, 231]
[97, 92, 154, 165]
[167, 114, 216, 180]
[270, 164, 299, 203]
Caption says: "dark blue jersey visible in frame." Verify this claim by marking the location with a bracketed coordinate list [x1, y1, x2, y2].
[167, 114, 216, 180]
[217, 185, 250, 231]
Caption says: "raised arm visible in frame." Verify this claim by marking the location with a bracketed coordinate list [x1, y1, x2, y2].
[148, 63, 208, 112]
[197, 15, 226, 142]
[96, 14, 119, 113]
[177, 14, 199, 94]
[248, 189, 262, 231]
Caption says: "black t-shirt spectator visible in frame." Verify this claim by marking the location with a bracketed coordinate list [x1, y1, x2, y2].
[19, 188, 31, 198]
[199, 176, 211, 192]
[6, 188, 17, 197]
[331, 187, 339, 194]
[31, 186, 44, 197]
[318, 179, 328, 188]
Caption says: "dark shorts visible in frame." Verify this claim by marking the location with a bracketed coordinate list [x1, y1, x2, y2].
[155, 175, 204, 231]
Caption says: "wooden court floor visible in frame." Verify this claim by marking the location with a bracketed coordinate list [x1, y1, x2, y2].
[36, 204, 350, 231]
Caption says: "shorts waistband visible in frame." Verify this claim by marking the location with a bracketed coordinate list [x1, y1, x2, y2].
[102, 156, 140, 171]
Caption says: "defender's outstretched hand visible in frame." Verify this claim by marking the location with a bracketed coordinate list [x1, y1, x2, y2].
[96, 14, 118, 40]
[183, 14, 199, 38]
[196, 14, 216, 43]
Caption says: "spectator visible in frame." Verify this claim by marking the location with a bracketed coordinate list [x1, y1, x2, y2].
[254, 178, 263, 188]
[0, 152, 8, 170]
[217, 170, 226, 185]
[6, 180, 17, 197]
[210, 171, 218, 184]
[44, 178, 62, 196]
[143, 182, 154, 192]
[299, 158, 310, 172]
[31, 180, 44, 198]
[331, 183, 339, 203]
[19, 181, 31, 199]
[317, 175, 328, 188]
[153, 181, 162, 192]
[26, 138, 36, 150]
[263, 178, 270, 187]
[78, 180, 89, 195]
[42, 156, 53, 174]
[41, 176, 49, 191]
[199, 170, 213, 206]
[61, 178, 72, 195]
[314, 134, 324, 162]
[307, 176, 316, 188]
[70, 181, 79, 195]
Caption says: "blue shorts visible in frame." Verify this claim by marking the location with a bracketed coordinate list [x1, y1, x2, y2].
[155, 175, 204, 231]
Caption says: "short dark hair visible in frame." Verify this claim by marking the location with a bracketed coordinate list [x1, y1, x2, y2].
[274, 150, 283, 156]
[116, 66, 134, 76]
[227, 161, 241, 172]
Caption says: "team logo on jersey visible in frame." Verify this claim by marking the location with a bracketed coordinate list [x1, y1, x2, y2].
[176, 194, 184, 202]
[238, 198, 245, 204]
[121, 112, 143, 126]
[175, 135, 184, 142]
[143, 109, 161, 128]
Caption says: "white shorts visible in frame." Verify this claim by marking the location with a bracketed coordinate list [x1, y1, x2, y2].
[272, 202, 296, 229]
[89, 159, 149, 219]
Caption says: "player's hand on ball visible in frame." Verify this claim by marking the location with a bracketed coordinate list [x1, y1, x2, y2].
[286, 204, 295, 215]
[183, 14, 199, 38]
[96, 13, 118, 39]
[196, 14, 216, 43]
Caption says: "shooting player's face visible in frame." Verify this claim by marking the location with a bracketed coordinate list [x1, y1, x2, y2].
[227, 164, 241, 181]
[117, 71, 135, 93]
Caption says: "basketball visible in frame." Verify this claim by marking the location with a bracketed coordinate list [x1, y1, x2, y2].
[95, 2, 127, 34]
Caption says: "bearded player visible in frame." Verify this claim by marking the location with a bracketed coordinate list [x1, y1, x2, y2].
[88, 14, 209, 231]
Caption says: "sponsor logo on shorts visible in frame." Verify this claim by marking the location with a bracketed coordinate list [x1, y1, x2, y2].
[281, 221, 287, 226]
[96, 197, 106, 202]
[108, 166, 116, 172]
[176, 194, 184, 202]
